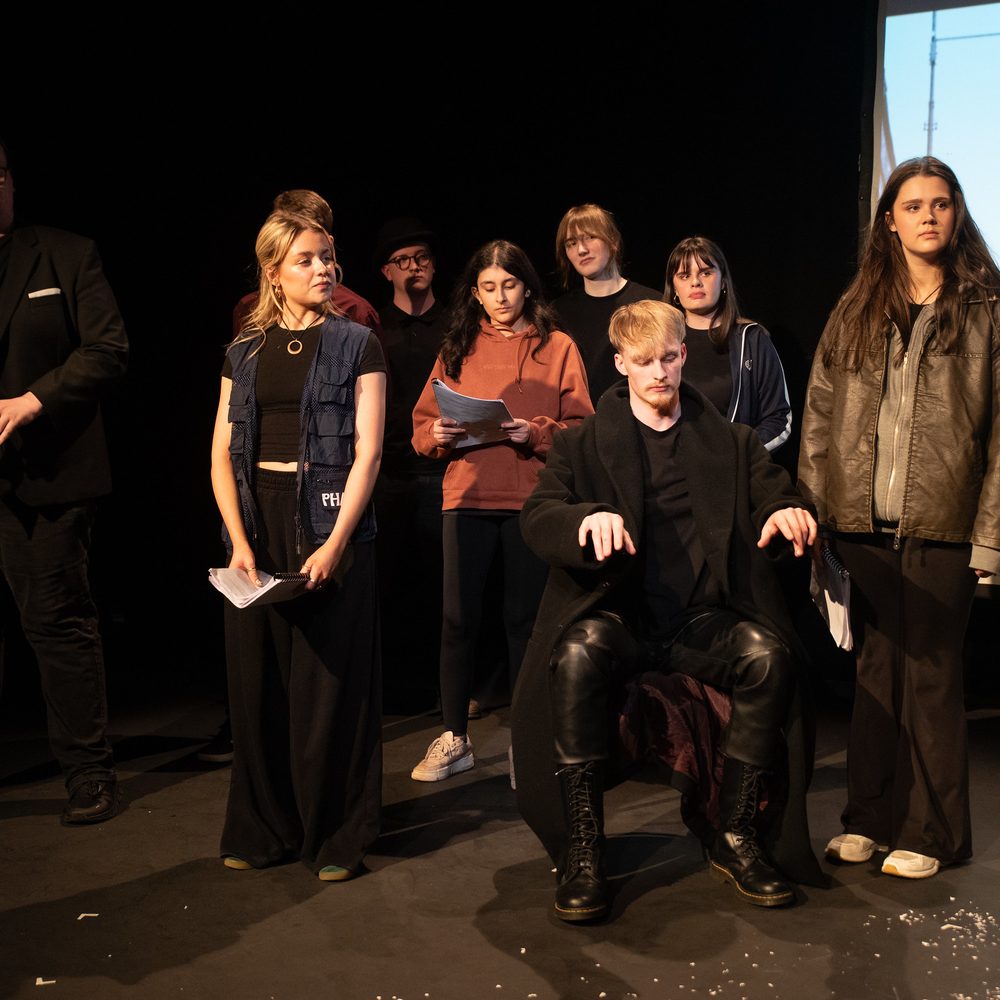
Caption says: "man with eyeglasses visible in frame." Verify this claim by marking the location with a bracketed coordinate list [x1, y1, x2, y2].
[373, 218, 448, 711]
[0, 137, 128, 825]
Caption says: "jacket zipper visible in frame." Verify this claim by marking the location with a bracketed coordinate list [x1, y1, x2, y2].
[895, 308, 934, 548]
[868, 343, 888, 535]
[885, 307, 931, 549]
[884, 350, 908, 538]
[729, 325, 747, 423]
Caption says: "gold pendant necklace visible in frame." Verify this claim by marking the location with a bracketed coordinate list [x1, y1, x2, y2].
[285, 315, 319, 355]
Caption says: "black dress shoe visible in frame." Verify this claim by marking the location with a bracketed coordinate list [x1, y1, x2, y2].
[62, 778, 121, 826]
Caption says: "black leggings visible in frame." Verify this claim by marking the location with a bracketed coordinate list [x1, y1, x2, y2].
[439, 511, 548, 735]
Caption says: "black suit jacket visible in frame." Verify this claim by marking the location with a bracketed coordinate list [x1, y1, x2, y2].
[512, 382, 824, 886]
[0, 226, 129, 505]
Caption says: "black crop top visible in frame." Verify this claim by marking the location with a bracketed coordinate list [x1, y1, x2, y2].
[222, 325, 386, 462]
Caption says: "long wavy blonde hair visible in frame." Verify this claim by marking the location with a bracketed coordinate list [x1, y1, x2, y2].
[234, 211, 344, 345]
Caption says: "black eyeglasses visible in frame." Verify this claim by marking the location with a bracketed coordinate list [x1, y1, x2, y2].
[387, 251, 432, 271]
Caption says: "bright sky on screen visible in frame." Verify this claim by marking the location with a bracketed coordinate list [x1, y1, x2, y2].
[884, 3, 1000, 255]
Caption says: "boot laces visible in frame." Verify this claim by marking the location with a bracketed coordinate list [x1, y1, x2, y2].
[729, 767, 765, 861]
[565, 769, 600, 871]
[731, 822, 766, 862]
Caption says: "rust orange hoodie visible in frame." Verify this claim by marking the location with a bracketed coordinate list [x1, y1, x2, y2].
[412, 321, 593, 510]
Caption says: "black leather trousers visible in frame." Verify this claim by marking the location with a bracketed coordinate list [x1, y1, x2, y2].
[549, 610, 794, 770]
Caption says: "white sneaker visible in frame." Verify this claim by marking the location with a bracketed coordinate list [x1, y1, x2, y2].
[411, 731, 475, 782]
[881, 849, 940, 879]
[825, 834, 886, 863]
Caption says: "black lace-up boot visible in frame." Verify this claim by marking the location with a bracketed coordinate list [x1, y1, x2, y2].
[708, 757, 794, 907]
[554, 762, 609, 922]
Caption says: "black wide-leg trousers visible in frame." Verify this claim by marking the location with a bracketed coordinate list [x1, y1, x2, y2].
[221, 471, 382, 874]
[836, 534, 976, 864]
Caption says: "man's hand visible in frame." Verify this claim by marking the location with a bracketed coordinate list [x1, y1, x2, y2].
[579, 512, 636, 562]
[0, 392, 43, 446]
[757, 507, 818, 557]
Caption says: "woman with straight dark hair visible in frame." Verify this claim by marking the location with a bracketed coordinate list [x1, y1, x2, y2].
[799, 156, 1000, 878]
[211, 211, 386, 881]
[410, 240, 593, 783]
[665, 236, 792, 452]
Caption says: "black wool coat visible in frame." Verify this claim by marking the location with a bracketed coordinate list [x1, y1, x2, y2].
[511, 381, 824, 887]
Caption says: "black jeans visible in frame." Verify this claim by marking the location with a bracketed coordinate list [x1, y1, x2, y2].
[0, 496, 115, 790]
[549, 609, 794, 770]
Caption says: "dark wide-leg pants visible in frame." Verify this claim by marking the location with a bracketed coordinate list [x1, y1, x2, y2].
[836, 534, 977, 863]
[0, 497, 115, 791]
[221, 471, 382, 874]
[549, 610, 794, 770]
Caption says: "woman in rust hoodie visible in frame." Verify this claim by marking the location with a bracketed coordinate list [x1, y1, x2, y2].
[410, 240, 593, 782]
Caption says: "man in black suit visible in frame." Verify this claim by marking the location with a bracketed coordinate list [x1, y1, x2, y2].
[0, 138, 129, 824]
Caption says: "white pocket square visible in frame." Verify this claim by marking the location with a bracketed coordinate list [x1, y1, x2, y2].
[28, 287, 63, 299]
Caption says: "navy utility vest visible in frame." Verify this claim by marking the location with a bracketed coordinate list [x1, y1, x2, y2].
[225, 316, 377, 553]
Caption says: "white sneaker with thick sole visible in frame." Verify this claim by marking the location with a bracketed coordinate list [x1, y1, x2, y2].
[411, 731, 475, 782]
[881, 849, 940, 879]
[825, 833, 886, 863]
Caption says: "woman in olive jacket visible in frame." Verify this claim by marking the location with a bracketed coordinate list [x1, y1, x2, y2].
[798, 157, 1000, 879]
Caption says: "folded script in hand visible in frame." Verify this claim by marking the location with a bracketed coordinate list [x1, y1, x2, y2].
[208, 568, 310, 609]
[809, 545, 853, 650]
[432, 379, 514, 449]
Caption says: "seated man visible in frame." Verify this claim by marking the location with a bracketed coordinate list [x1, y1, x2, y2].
[513, 300, 821, 922]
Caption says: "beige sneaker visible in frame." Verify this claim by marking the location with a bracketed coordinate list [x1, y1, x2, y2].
[881, 850, 940, 879]
[411, 731, 475, 782]
[825, 834, 886, 863]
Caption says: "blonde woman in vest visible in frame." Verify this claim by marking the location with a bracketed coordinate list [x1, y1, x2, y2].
[211, 211, 386, 880]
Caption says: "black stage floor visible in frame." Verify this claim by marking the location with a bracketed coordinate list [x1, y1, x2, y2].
[2, 694, 999, 1000]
